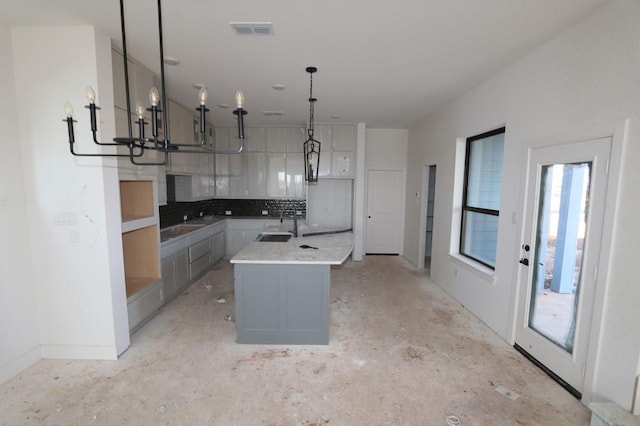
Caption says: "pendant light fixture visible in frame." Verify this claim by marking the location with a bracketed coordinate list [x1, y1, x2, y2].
[303, 66, 320, 183]
[63, 0, 247, 166]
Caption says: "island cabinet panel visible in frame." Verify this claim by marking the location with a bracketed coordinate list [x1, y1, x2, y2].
[234, 264, 330, 345]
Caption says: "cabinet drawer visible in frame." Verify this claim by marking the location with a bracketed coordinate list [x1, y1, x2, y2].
[190, 253, 212, 279]
[189, 238, 211, 262]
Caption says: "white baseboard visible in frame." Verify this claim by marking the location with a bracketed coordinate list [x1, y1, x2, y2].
[40, 344, 118, 360]
[0, 346, 42, 385]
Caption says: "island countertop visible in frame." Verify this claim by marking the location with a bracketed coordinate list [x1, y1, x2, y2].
[230, 232, 354, 265]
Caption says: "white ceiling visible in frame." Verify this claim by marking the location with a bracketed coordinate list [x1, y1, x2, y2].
[2, 0, 611, 129]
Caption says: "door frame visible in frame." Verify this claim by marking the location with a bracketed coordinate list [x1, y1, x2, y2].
[508, 120, 626, 404]
[418, 164, 437, 269]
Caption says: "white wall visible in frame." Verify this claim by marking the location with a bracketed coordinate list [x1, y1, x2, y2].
[365, 129, 408, 254]
[9, 26, 128, 362]
[0, 25, 40, 383]
[403, 0, 640, 410]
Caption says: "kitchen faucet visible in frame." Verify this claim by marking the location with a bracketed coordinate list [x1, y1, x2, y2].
[280, 209, 298, 237]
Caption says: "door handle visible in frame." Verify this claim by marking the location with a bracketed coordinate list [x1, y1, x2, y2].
[519, 258, 529, 266]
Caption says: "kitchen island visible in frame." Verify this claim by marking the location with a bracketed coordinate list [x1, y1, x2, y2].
[230, 232, 353, 344]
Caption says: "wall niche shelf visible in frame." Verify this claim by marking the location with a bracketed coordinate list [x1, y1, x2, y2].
[120, 180, 154, 222]
[122, 225, 160, 297]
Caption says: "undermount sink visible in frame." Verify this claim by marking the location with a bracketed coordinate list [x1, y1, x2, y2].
[258, 234, 292, 242]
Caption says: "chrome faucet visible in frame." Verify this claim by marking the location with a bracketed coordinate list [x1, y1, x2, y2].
[280, 209, 298, 237]
[292, 212, 298, 237]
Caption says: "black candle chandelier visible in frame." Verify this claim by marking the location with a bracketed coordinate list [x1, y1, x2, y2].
[303, 66, 321, 183]
[63, 0, 247, 166]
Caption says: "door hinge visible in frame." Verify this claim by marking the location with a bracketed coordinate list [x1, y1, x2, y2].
[605, 159, 610, 176]
[582, 363, 587, 378]
[594, 265, 598, 281]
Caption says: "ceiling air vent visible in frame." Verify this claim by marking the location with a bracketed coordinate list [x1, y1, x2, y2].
[229, 22, 273, 35]
[262, 111, 284, 116]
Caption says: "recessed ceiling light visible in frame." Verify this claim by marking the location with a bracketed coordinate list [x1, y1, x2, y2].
[218, 104, 229, 109]
[272, 84, 286, 91]
[330, 114, 342, 119]
[262, 111, 284, 116]
[164, 56, 180, 66]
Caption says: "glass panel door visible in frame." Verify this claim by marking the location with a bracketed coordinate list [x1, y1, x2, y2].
[528, 162, 591, 354]
[515, 137, 610, 395]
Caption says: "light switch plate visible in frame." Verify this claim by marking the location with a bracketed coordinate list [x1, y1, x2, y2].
[261, 210, 268, 216]
[225, 210, 232, 216]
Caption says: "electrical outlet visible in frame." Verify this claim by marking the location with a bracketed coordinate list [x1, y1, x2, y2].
[183, 215, 188, 222]
[225, 210, 232, 216]
[200, 211, 204, 217]
[261, 210, 268, 216]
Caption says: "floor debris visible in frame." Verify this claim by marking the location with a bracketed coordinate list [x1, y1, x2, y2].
[495, 384, 520, 400]
[403, 346, 424, 361]
[445, 415, 461, 425]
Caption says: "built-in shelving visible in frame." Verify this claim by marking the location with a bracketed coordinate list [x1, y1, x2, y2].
[122, 224, 160, 297]
[119, 180, 160, 298]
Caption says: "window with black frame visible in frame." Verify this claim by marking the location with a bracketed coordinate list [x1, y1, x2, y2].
[460, 127, 505, 269]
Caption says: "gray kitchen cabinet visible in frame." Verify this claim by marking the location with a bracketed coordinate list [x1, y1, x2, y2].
[234, 263, 330, 344]
[161, 221, 224, 301]
[210, 230, 225, 263]
[127, 280, 164, 334]
[161, 248, 189, 302]
[225, 219, 266, 257]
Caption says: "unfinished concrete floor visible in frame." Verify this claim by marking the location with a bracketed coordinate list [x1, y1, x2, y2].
[1, 256, 591, 425]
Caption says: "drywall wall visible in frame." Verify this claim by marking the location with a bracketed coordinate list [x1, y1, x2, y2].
[364, 129, 408, 255]
[404, 0, 640, 409]
[0, 25, 40, 384]
[11, 26, 128, 360]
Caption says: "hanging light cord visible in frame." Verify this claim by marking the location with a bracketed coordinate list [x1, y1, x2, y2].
[307, 70, 316, 140]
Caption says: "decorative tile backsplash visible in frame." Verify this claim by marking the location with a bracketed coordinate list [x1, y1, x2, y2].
[159, 199, 306, 228]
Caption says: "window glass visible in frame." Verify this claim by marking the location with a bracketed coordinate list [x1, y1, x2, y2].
[460, 127, 505, 269]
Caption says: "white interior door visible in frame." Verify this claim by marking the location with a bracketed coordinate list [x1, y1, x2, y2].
[366, 170, 402, 254]
[515, 137, 610, 397]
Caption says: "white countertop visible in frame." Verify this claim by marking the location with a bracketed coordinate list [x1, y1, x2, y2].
[230, 232, 354, 265]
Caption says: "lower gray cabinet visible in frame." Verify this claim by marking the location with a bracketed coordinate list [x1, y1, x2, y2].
[127, 279, 163, 333]
[161, 221, 225, 304]
[161, 248, 189, 303]
[211, 231, 225, 263]
[234, 263, 330, 344]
